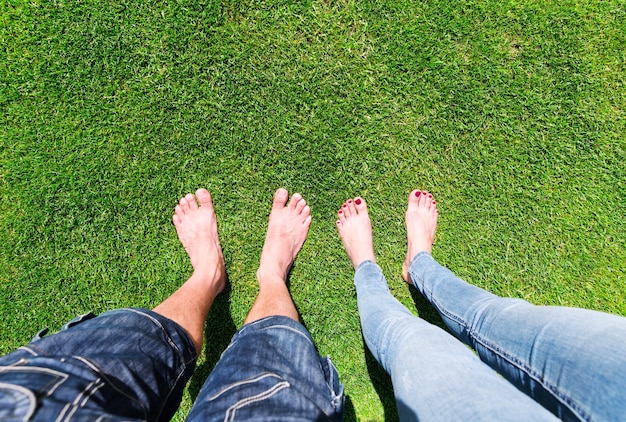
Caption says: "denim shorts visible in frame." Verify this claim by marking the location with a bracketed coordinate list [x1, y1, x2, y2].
[187, 315, 344, 422]
[0, 311, 344, 421]
[0, 308, 197, 421]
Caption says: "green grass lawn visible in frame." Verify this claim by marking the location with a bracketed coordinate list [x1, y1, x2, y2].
[1, 0, 624, 420]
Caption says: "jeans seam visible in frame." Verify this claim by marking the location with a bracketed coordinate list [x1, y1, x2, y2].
[209, 372, 284, 400]
[55, 378, 105, 422]
[468, 331, 590, 422]
[224, 381, 291, 422]
[73, 356, 148, 419]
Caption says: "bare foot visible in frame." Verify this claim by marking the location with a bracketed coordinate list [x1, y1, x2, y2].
[257, 188, 312, 283]
[402, 190, 438, 283]
[336, 197, 376, 269]
[172, 188, 226, 293]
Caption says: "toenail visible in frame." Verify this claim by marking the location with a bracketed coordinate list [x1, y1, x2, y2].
[355, 198, 362, 205]
[348, 199, 352, 203]
[428, 194, 433, 198]
[415, 191, 421, 197]
[342, 204, 347, 208]
[338, 210, 343, 214]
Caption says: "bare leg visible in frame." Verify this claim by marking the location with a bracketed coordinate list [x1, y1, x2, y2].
[244, 188, 311, 324]
[153, 188, 226, 354]
[336, 197, 376, 268]
[402, 189, 438, 283]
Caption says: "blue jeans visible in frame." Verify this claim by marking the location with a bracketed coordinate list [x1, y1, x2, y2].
[0, 310, 343, 421]
[355, 254, 626, 421]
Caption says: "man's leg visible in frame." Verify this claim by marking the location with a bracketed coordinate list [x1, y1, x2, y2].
[0, 188, 224, 421]
[243, 188, 309, 323]
[404, 190, 626, 421]
[336, 195, 556, 421]
[154, 188, 226, 353]
[187, 188, 343, 422]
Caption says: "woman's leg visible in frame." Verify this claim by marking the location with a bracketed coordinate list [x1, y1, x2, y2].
[404, 190, 626, 421]
[337, 198, 556, 421]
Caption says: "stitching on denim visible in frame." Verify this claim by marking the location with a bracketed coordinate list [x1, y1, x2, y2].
[125, 309, 184, 357]
[209, 372, 284, 400]
[224, 381, 290, 422]
[17, 346, 38, 356]
[259, 324, 314, 345]
[0, 382, 37, 419]
[154, 362, 191, 422]
[468, 332, 590, 421]
[73, 356, 148, 418]
[0, 365, 69, 396]
[55, 378, 104, 422]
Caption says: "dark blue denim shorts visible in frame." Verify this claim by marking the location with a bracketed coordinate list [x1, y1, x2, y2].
[0, 311, 344, 421]
[187, 315, 344, 421]
[0, 308, 197, 421]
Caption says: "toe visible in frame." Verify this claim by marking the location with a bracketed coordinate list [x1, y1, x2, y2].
[185, 193, 198, 209]
[295, 197, 307, 214]
[341, 202, 351, 217]
[409, 190, 421, 205]
[354, 197, 366, 213]
[346, 199, 356, 215]
[289, 193, 303, 210]
[273, 188, 289, 208]
[196, 188, 213, 209]
[338, 208, 347, 222]
[179, 196, 191, 212]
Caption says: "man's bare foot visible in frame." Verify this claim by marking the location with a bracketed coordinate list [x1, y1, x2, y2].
[172, 188, 226, 293]
[257, 188, 312, 283]
[336, 197, 376, 269]
[402, 190, 438, 283]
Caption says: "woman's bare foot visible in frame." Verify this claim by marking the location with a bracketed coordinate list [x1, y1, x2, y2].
[257, 188, 312, 283]
[336, 197, 376, 269]
[172, 188, 226, 293]
[402, 189, 438, 283]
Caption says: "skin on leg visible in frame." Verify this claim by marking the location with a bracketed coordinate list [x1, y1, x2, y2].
[244, 188, 311, 324]
[153, 188, 226, 354]
[402, 189, 438, 283]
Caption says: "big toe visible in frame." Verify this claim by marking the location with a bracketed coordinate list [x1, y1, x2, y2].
[196, 188, 214, 209]
[273, 188, 289, 208]
[354, 197, 367, 213]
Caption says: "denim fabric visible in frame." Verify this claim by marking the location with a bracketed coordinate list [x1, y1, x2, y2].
[187, 315, 344, 422]
[354, 260, 557, 422]
[407, 252, 626, 422]
[0, 308, 197, 422]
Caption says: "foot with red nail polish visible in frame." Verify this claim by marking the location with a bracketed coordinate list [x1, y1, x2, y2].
[336, 196, 376, 269]
[402, 190, 438, 284]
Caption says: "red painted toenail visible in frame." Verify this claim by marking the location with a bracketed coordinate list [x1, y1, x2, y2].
[342, 204, 347, 208]
[355, 198, 362, 205]
[415, 191, 421, 197]
[338, 210, 343, 214]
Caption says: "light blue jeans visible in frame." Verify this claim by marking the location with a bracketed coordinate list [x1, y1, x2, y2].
[355, 253, 626, 421]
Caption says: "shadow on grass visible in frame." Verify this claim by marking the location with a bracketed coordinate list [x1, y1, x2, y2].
[188, 279, 237, 401]
[408, 284, 448, 331]
[363, 345, 400, 422]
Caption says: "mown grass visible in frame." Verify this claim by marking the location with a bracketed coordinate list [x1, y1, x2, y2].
[1, 1, 624, 420]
